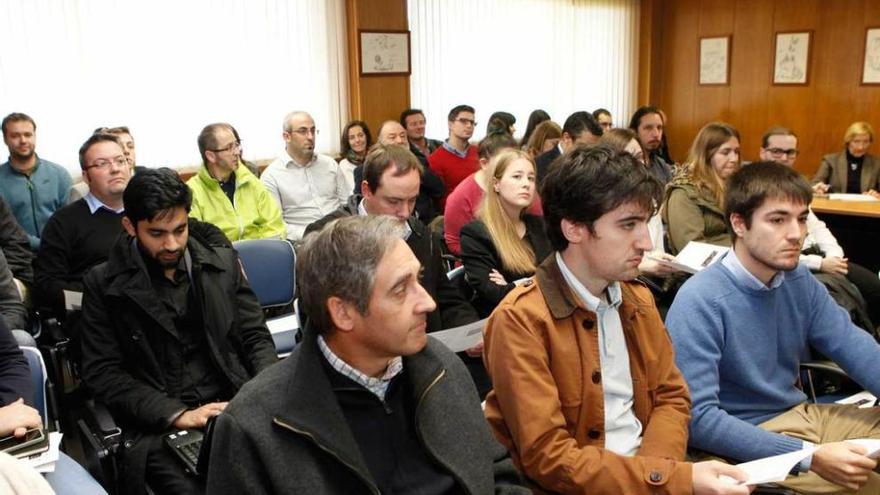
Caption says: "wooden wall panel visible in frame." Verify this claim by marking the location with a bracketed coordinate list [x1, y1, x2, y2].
[647, 0, 880, 177]
[346, 0, 410, 137]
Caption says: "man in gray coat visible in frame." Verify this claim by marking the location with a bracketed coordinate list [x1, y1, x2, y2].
[206, 215, 528, 494]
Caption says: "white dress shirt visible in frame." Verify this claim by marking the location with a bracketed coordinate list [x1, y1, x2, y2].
[261, 151, 350, 241]
[800, 208, 844, 270]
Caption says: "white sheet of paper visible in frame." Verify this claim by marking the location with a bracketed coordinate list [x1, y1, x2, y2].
[63, 290, 83, 311]
[266, 313, 299, 334]
[828, 193, 880, 202]
[429, 319, 486, 353]
[667, 241, 729, 274]
[836, 391, 878, 408]
[728, 446, 815, 485]
[24, 432, 62, 473]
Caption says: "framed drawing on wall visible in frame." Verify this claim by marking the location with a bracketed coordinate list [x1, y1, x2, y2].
[862, 27, 880, 85]
[359, 30, 411, 76]
[699, 36, 730, 85]
[773, 31, 811, 85]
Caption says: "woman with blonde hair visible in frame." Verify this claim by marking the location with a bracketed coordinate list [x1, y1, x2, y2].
[662, 122, 741, 254]
[812, 121, 880, 197]
[460, 149, 551, 316]
[525, 121, 562, 159]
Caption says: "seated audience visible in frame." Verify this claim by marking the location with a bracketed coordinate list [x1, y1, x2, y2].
[629, 106, 673, 186]
[187, 123, 285, 241]
[667, 162, 880, 494]
[338, 120, 372, 193]
[444, 133, 522, 256]
[305, 145, 478, 334]
[0, 113, 71, 250]
[70, 126, 139, 204]
[519, 109, 550, 149]
[535, 110, 602, 184]
[0, 316, 107, 495]
[206, 215, 528, 494]
[761, 126, 880, 329]
[34, 133, 130, 324]
[80, 169, 277, 494]
[519, 108, 551, 149]
[400, 108, 443, 163]
[812, 121, 880, 197]
[0, 197, 33, 286]
[601, 128, 682, 280]
[0, 250, 25, 330]
[460, 149, 551, 317]
[524, 120, 561, 159]
[486, 111, 516, 137]
[371, 120, 445, 222]
[428, 104, 480, 208]
[483, 144, 749, 494]
[261, 111, 349, 242]
[593, 107, 613, 132]
[662, 122, 741, 254]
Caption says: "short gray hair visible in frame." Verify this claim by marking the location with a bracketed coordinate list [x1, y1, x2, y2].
[297, 215, 405, 335]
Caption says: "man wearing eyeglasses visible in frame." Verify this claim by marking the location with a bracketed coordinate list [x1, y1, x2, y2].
[34, 133, 130, 324]
[0, 112, 72, 250]
[759, 126, 880, 330]
[428, 104, 481, 209]
[186, 123, 285, 242]
[261, 111, 350, 242]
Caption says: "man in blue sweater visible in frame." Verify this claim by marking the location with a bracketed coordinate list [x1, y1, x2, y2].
[667, 161, 880, 493]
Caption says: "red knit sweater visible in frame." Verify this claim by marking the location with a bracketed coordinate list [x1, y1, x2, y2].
[428, 144, 480, 209]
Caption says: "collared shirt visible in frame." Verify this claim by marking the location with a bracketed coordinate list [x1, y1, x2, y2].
[442, 140, 469, 159]
[84, 192, 124, 215]
[555, 252, 642, 456]
[357, 198, 412, 240]
[317, 335, 403, 401]
[260, 151, 350, 241]
[721, 249, 785, 291]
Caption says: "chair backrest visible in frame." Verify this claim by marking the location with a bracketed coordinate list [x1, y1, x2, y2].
[20, 346, 48, 428]
[233, 239, 296, 308]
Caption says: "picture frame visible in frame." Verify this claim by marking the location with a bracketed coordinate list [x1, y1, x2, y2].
[862, 27, 880, 85]
[358, 30, 411, 76]
[773, 31, 811, 85]
[699, 35, 731, 85]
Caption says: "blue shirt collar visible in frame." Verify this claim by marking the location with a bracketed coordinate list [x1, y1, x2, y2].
[84, 192, 124, 215]
[721, 249, 785, 291]
[442, 140, 468, 158]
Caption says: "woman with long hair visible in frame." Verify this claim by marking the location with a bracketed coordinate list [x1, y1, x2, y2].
[338, 120, 372, 193]
[662, 122, 741, 254]
[485, 111, 516, 137]
[524, 121, 562, 159]
[460, 149, 551, 316]
[519, 109, 551, 148]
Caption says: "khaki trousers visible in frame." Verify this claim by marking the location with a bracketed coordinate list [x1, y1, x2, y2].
[757, 403, 880, 494]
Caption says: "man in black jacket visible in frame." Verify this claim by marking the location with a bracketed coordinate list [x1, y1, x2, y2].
[207, 215, 528, 494]
[534, 110, 602, 185]
[80, 168, 277, 495]
[0, 195, 33, 285]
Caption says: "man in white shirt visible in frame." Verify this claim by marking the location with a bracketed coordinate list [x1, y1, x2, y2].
[759, 126, 880, 328]
[261, 111, 350, 241]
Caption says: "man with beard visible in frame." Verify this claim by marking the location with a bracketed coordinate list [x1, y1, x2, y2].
[80, 168, 277, 494]
[0, 112, 71, 249]
[667, 162, 880, 494]
[629, 106, 673, 186]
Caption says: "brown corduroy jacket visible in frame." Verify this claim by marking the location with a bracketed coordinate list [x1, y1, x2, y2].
[483, 255, 694, 495]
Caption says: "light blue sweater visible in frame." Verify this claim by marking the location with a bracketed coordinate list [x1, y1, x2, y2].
[666, 251, 880, 463]
[0, 158, 71, 249]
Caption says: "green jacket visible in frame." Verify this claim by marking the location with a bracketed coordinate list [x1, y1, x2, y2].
[661, 173, 731, 255]
[187, 163, 285, 242]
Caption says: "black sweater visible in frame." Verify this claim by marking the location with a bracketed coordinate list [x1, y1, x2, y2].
[34, 199, 124, 317]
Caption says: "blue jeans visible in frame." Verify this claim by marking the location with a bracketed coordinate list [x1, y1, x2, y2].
[43, 452, 107, 495]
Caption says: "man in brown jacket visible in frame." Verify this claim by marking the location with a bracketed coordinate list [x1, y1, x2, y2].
[483, 144, 751, 495]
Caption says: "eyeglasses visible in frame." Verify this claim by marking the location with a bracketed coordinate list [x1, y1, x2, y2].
[290, 127, 319, 137]
[766, 148, 798, 158]
[209, 141, 241, 153]
[85, 156, 128, 171]
[454, 118, 476, 127]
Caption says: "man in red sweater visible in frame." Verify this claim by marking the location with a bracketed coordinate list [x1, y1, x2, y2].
[428, 104, 480, 209]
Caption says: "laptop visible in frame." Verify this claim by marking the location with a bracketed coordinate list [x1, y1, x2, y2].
[163, 429, 204, 476]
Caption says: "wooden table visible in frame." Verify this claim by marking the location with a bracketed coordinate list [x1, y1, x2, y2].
[810, 197, 880, 273]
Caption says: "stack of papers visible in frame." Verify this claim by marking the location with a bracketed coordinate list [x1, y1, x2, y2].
[648, 241, 729, 274]
[828, 193, 880, 202]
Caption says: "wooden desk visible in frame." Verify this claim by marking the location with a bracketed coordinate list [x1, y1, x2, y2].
[811, 197, 880, 219]
[810, 198, 880, 273]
